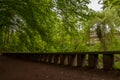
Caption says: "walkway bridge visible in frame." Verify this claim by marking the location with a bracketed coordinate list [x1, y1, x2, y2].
[0, 52, 120, 80]
[2, 51, 120, 70]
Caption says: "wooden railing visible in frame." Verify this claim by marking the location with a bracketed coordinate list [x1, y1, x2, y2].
[2, 51, 120, 70]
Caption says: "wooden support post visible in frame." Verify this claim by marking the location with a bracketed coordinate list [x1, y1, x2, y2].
[33, 54, 39, 61]
[54, 54, 59, 64]
[103, 54, 114, 70]
[23, 54, 27, 60]
[51, 55, 54, 63]
[32, 54, 35, 61]
[33, 54, 37, 61]
[60, 54, 64, 65]
[35, 54, 40, 61]
[88, 54, 98, 68]
[29, 54, 33, 61]
[26, 54, 29, 60]
[45, 54, 48, 63]
[39, 55, 42, 62]
[19, 53, 23, 59]
[47, 54, 51, 63]
[41, 55, 45, 62]
[40, 55, 43, 62]
[28, 54, 31, 60]
[48, 54, 52, 63]
[57, 55, 61, 64]
[68, 54, 77, 67]
[77, 54, 86, 67]
[68, 55, 72, 66]
[45, 54, 48, 62]
[64, 55, 69, 65]
[43, 55, 46, 62]
[37, 54, 41, 62]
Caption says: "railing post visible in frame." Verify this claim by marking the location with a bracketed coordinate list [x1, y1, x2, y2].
[41, 54, 44, 62]
[51, 54, 54, 63]
[33, 54, 39, 62]
[57, 54, 61, 64]
[40, 54, 42, 62]
[44, 54, 47, 62]
[77, 54, 86, 67]
[64, 55, 69, 65]
[103, 54, 114, 70]
[29, 54, 33, 61]
[60, 54, 64, 65]
[68, 54, 77, 67]
[48, 54, 52, 63]
[33, 54, 37, 61]
[43, 54, 47, 62]
[88, 54, 98, 68]
[54, 54, 59, 64]
[38, 54, 41, 62]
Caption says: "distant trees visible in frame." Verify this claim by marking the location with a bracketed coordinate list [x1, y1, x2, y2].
[86, 0, 120, 51]
[0, 0, 92, 52]
[0, 0, 54, 52]
[0, 0, 120, 52]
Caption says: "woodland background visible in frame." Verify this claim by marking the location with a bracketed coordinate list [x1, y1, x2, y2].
[0, 0, 120, 52]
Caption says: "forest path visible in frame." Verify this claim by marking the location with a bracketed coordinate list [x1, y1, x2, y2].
[0, 56, 120, 80]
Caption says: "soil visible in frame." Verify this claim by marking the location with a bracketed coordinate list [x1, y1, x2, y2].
[0, 56, 120, 80]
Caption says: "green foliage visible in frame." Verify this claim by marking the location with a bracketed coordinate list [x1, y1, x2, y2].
[100, 0, 120, 9]
[85, 4, 120, 51]
[0, 0, 120, 52]
[0, 0, 56, 52]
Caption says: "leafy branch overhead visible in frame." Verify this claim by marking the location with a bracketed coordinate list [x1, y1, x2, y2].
[0, 0, 120, 52]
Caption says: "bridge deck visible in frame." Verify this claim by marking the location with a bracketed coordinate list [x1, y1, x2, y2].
[0, 56, 120, 80]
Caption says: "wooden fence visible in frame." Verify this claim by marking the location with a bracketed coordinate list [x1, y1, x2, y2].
[2, 51, 120, 70]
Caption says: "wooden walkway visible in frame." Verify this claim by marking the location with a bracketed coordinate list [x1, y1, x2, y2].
[0, 56, 120, 80]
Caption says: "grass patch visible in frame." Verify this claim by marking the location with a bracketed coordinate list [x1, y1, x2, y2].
[114, 62, 120, 69]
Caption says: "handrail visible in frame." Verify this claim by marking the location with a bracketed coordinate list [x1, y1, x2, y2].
[2, 51, 120, 54]
[2, 51, 120, 70]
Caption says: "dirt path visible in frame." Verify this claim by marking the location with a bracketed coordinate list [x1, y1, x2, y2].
[0, 56, 120, 80]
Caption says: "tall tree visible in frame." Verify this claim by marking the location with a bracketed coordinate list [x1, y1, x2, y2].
[0, 0, 97, 52]
[86, 0, 120, 50]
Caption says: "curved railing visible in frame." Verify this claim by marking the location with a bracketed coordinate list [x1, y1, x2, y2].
[2, 51, 120, 70]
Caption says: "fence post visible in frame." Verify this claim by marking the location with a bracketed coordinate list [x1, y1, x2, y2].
[51, 54, 54, 63]
[64, 55, 69, 65]
[38, 54, 41, 62]
[103, 54, 114, 70]
[88, 54, 98, 68]
[68, 54, 77, 66]
[57, 54, 61, 64]
[54, 54, 59, 64]
[59, 54, 67, 65]
[44, 54, 47, 62]
[60, 54, 65, 65]
[48, 54, 52, 63]
[77, 54, 86, 67]
[43, 54, 46, 62]
[39, 54, 42, 62]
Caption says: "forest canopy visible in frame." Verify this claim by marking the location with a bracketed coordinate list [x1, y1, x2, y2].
[0, 0, 120, 52]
